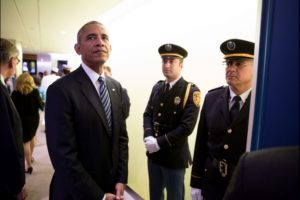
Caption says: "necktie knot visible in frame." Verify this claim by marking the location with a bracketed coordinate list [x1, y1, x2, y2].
[164, 83, 170, 93]
[232, 95, 241, 105]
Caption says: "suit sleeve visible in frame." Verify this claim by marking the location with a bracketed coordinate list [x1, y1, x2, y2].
[190, 95, 209, 189]
[45, 83, 104, 199]
[143, 86, 156, 138]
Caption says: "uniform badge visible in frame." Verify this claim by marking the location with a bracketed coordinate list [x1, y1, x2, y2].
[174, 96, 181, 105]
[165, 44, 172, 51]
[227, 41, 236, 51]
[193, 91, 201, 107]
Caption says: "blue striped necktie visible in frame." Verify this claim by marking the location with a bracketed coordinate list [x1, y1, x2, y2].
[98, 77, 112, 129]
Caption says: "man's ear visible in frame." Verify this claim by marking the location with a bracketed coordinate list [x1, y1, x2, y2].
[74, 43, 81, 55]
[8, 57, 14, 69]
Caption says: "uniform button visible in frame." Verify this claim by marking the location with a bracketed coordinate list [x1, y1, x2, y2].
[227, 129, 232, 134]
[224, 144, 229, 149]
[155, 133, 158, 137]
[160, 103, 164, 107]
[158, 113, 162, 117]
[173, 111, 177, 115]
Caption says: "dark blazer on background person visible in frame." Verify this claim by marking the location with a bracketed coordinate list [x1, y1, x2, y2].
[191, 86, 251, 197]
[0, 82, 25, 199]
[223, 146, 299, 200]
[45, 66, 129, 199]
[121, 88, 130, 119]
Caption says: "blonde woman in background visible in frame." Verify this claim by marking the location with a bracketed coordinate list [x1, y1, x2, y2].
[11, 73, 44, 174]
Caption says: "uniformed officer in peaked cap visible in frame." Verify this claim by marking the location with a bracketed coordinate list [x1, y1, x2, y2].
[191, 39, 255, 200]
[143, 43, 200, 200]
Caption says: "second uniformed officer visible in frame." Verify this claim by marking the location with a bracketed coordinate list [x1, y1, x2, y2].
[143, 43, 201, 200]
[190, 39, 255, 200]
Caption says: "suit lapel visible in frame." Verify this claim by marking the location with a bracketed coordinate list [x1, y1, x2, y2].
[76, 67, 111, 134]
[1, 82, 20, 118]
[218, 87, 231, 125]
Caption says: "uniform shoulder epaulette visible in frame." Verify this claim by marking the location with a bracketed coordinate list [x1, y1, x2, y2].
[208, 85, 226, 93]
[153, 80, 164, 88]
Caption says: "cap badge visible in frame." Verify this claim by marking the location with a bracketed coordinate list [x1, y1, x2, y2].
[227, 41, 236, 51]
[174, 96, 181, 105]
[165, 44, 172, 52]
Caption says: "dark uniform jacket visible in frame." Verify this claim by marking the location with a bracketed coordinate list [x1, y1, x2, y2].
[143, 77, 200, 169]
[46, 66, 128, 200]
[190, 86, 251, 199]
[0, 81, 25, 199]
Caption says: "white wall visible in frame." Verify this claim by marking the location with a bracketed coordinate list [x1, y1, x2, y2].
[95, 0, 259, 199]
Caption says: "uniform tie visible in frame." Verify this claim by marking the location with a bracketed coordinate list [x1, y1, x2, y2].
[230, 96, 241, 122]
[164, 83, 170, 93]
[98, 77, 112, 129]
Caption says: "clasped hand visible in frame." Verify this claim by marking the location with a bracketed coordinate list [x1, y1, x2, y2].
[144, 136, 160, 153]
[191, 188, 203, 200]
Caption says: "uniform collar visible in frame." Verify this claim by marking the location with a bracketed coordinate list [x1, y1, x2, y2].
[229, 87, 252, 103]
[165, 76, 181, 90]
[81, 62, 106, 84]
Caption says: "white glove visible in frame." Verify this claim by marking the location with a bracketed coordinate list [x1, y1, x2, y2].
[191, 187, 203, 200]
[144, 136, 160, 153]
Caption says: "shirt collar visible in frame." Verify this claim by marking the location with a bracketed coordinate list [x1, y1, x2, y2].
[0, 74, 5, 85]
[229, 87, 252, 103]
[166, 76, 181, 90]
[81, 62, 106, 84]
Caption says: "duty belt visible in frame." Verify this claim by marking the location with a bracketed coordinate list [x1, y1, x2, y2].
[153, 122, 171, 133]
[211, 158, 236, 178]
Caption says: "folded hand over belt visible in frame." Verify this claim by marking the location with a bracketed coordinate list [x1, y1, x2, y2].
[144, 136, 160, 153]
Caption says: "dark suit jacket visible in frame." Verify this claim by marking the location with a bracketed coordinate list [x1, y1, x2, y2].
[0, 82, 25, 199]
[121, 88, 130, 119]
[191, 86, 251, 197]
[223, 146, 299, 200]
[45, 66, 128, 200]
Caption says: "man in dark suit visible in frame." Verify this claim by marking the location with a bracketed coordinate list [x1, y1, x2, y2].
[143, 43, 201, 200]
[223, 146, 299, 200]
[45, 21, 128, 200]
[0, 38, 25, 199]
[190, 39, 255, 200]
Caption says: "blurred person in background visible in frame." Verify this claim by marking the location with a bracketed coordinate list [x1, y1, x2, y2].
[11, 73, 44, 175]
[41, 67, 60, 93]
[104, 65, 131, 119]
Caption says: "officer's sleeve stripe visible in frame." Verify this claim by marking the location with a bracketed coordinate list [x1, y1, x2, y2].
[164, 135, 172, 146]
